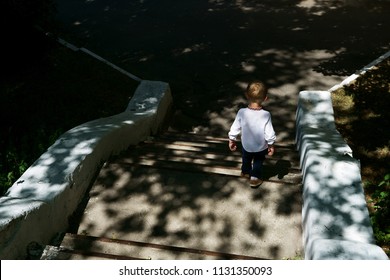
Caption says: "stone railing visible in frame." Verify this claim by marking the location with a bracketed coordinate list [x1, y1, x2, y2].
[296, 90, 388, 260]
[0, 80, 172, 259]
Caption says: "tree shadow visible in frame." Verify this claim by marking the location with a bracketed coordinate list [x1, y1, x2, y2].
[47, 0, 390, 259]
[53, 0, 390, 140]
[296, 96, 377, 257]
[67, 131, 303, 259]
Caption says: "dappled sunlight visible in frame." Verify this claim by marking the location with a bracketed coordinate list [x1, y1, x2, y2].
[55, 0, 389, 139]
[241, 61, 257, 73]
[252, 48, 347, 90]
[47, 0, 390, 259]
[3, 98, 159, 202]
[296, 0, 342, 15]
[208, 107, 238, 133]
[72, 132, 303, 259]
[303, 159, 374, 243]
[78, 164, 302, 258]
[296, 91, 376, 249]
[199, 85, 299, 143]
[296, 0, 375, 15]
[173, 43, 209, 57]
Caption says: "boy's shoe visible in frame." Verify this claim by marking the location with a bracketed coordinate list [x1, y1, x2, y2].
[249, 177, 263, 188]
[240, 172, 250, 179]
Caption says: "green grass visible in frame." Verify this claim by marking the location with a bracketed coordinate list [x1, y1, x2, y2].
[0, 36, 139, 195]
[332, 57, 390, 256]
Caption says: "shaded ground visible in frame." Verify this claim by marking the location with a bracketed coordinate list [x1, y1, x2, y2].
[52, 0, 389, 258]
[1, 0, 389, 258]
[71, 133, 303, 260]
[54, 0, 390, 138]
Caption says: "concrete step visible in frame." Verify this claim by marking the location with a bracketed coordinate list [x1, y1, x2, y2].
[41, 245, 144, 260]
[160, 131, 297, 149]
[41, 233, 267, 260]
[123, 141, 300, 165]
[150, 133, 298, 154]
[108, 161, 302, 185]
[65, 132, 303, 260]
[110, 132, 302, 184]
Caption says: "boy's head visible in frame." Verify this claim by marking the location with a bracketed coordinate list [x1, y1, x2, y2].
[246, 81, 268, 103]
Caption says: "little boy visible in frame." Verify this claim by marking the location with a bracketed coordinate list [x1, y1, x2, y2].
[228, 81, 276, 187]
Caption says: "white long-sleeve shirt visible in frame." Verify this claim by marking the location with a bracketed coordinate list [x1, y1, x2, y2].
[228, 107, 276, 152]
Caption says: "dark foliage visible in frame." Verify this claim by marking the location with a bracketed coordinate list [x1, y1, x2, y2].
[1, 0, 57, 69]
[0, 43, 138, 195]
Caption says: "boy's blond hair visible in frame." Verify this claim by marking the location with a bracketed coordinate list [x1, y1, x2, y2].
[246, 81, 267, 102]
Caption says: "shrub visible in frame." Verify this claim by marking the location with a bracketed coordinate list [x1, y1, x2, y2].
[370, 174, 390, 250]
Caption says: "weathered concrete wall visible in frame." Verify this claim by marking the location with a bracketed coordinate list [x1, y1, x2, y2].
[0, 80, 172, 259]
[296, 90, 388, 260]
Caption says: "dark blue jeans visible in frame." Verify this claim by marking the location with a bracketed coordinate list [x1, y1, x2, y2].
[241, 148, 268, 179]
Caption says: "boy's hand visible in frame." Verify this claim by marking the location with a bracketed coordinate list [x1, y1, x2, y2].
[229, 140, 237, 151]
[268, 145, 275, 156]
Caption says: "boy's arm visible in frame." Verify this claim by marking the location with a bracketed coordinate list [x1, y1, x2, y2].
[265, 114, 276, 156]
[228, 112, 241, 151]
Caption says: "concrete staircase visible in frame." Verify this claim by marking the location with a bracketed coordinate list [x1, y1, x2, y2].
[41, 132, 303, 260]
[41, 232, 266, 260]
[113, 132, 301, 184]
